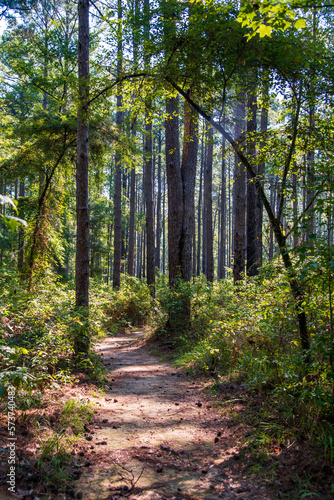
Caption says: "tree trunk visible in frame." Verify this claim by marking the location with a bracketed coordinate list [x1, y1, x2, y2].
[145, 101, 155, 291]
[75, 0, 90, 355]
[165, 96, 182, 284]
[156, 130, 162, 272]
[112, 0, 123, 289]
[205, 126, 214, 282]
[17, 180, 25, 271]
[197, 130, 204, 276]
[233, 94, 246, 282]
[180, 99, 198, 282]
[143, 0, 155, 292]
[246, 78, 260, 276]
[219, 129, 226, 279]
[75, 0, 90, 311]
[162, 169, 166, 274]
[257, 78, 268, 261]
[127, 129, 136, 276]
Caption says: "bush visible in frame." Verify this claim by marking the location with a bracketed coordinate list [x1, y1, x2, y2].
[104, 275, 158, 329]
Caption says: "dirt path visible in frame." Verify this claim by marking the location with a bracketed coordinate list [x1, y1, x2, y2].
[77, 331, 273, 500]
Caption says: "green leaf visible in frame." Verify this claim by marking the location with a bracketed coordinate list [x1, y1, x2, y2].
[1, 215, 27, 233]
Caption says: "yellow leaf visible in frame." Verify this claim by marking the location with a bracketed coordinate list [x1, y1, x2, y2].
[258, 24, 272, 38]
[295, 19, 306, 29]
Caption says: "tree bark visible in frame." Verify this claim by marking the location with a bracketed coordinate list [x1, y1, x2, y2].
[233, 94, 246, 282]
[75, 0, 90, 354]
[112, 0, 123, 289]
[156, 130, 162, 272]
[145, 101, 155, 290]
[144, 0, 155, 293]
[205, 126, 214, 282]
[75, 0, 90, 307]
[180, 100, 198, 282]
[246, 78, 260, 276]
[219, 130, 226, 280]
[17, 180, 25, 271]
[197, 130, 204, 276]
[127, 139, 136, 275]
[165, 96, 182, 284]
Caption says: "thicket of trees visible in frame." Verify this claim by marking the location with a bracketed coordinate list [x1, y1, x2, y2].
[0, 0, 333, 359]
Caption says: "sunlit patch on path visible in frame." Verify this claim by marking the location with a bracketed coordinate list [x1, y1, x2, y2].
[78, 331, 272, 500]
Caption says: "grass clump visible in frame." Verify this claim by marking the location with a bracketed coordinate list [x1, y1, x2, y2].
[58, 398, 94, 435]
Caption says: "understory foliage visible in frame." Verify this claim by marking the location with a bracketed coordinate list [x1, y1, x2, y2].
[1, 259, 334, 470]
[0, 269, 158, 396]
[155, 260, 334, 461]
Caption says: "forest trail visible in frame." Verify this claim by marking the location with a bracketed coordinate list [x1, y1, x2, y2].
[77, 331, 273, 500]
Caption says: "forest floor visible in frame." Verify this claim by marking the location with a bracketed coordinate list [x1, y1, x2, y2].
[76, 330, 274, 500]
[0, 329, 332, 500]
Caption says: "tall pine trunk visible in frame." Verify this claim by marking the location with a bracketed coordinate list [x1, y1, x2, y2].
[112, 0, 123, 289]
[246, 77, 260, 276]
[233, 94, 246, 282]
[17, 180, 25, 271]
[156, 130, 162, 272]
[218, 129, 226, 280]
[180, 100, 198, 282]
[205, 126, 214, 282]
[76, 0, 90, 310]
[145, 102, 155, 290]
[75, 0, 90, 355]
[165, 96, 182, 284]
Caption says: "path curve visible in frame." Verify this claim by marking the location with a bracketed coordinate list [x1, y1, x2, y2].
[78, 331, 272, 500]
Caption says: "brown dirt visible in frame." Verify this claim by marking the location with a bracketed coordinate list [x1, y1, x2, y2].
[1, 329, 332, 500]
[75, 330, 278, 500]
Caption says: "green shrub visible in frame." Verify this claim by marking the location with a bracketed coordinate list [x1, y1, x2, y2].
[104, 275, 157, 328]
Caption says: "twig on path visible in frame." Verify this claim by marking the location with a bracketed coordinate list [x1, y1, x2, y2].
[110, 459, 145, 496]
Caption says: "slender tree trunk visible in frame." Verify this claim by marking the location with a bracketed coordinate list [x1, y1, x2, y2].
[197, 130, 204, 276]
[75, 0, 90, 356]
[269, 178, 276, 260]
[205, 126, 214, 282]
[121, 171, 127, 273]
[156, 130, 162, 272]
[165, 96, 182, 284]
[202, 140, 208, 276]
[17, 180, 25, 270]
[162, 169, 166, 274]
[145, 101, 155, 290]
[306, 114, 315, 244]
[113, 0, 123, 289]
[292, 168, 299, 248]
[306, 9, 316, 246]
[75, 0, 90, 311]
[246, 78, 260, 276]
[257, 78, 268, 262]
[127, 145, 136, 275]
[228, 157, 231, 269]
[219, 124, 226, 279]
[180, 100, 198, 282]
[143, 0, 155, 292]
[233, 94, 246, 282]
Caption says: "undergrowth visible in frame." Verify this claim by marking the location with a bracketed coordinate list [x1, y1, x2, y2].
[1, 259, 333, 495]
[154, 262, 334, 483]
[0, 268, 157, 398]
[32, 397, 95, 493]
